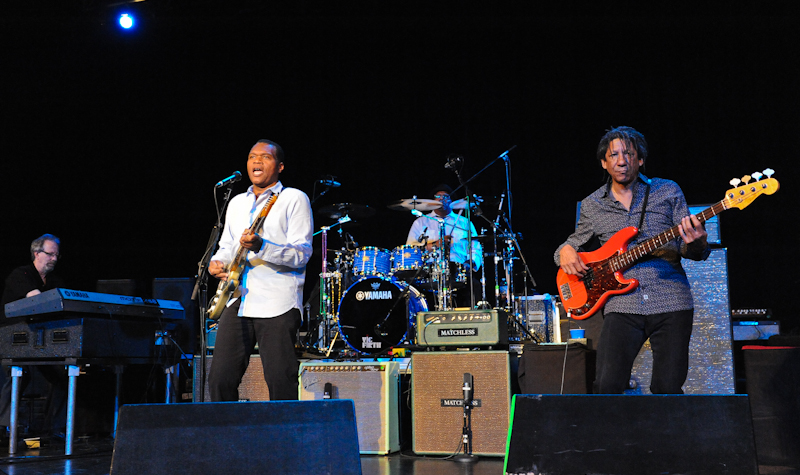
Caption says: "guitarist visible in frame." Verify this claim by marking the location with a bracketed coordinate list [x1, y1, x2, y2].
[207, 139, 313, 401]
[555, 126, 709, 394]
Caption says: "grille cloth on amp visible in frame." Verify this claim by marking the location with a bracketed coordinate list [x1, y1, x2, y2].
[411, 351, 510, 456]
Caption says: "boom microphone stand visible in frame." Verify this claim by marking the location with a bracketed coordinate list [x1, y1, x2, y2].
[192, 179, 237, 401]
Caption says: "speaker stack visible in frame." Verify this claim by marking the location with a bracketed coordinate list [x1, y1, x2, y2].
[193, 355, 270, 402]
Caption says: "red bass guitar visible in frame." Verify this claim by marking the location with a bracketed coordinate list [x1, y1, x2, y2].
[557, 170, 779, 320]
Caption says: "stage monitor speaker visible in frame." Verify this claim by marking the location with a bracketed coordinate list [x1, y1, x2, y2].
[153, 277, 199, 354]
[193, 355, 270, 402]
[411, 351, 510, 456]
[299, 361, 400, 454]
[629, 248, 735, 394]
[505, 394, 758, 475]
[110, 400, 362, 475]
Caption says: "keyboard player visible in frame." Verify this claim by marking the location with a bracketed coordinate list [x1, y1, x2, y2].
[1, 234, 68, 444]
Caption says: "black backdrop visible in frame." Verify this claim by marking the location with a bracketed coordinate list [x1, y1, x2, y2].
[2, 5, 797, 332]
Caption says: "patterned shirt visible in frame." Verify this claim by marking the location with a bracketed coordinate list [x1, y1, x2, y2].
[554, 173, 710, 315]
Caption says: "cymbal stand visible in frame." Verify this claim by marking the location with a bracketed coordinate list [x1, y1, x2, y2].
[432, 215, 452, 311]
[315, 216, 352, 354]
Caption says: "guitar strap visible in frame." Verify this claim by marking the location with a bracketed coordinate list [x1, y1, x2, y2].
[637, 182, 651, 232]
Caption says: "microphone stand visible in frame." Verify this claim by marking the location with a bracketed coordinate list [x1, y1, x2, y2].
[192, 182, 236, 401]
[454, 373, 478, 463]
[448, 161, 476, 309]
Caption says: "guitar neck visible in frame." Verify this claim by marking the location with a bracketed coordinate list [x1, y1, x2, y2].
[229, 193, 279, 269]
[610, 200, 725, 270]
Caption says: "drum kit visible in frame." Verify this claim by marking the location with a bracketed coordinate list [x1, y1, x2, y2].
[311, 198, 483, 357]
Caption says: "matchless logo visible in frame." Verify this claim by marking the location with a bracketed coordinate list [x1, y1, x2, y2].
[441, 399, 482, 407]
[362, 337, 381, 349]
[438, 328, 478, 337]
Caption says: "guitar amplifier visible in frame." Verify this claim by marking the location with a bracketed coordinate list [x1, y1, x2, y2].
[415, 309, 508, 348]
[299, 361, 400, 454]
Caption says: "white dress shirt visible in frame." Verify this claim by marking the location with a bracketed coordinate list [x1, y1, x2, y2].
[211, 181, 314, 318]
[406, 211, 482, 270]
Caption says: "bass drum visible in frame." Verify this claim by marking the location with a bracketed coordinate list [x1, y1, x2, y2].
[337, 277, 427, 355]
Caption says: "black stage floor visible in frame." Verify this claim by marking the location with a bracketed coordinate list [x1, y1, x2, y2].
[1, 437, 798, 475]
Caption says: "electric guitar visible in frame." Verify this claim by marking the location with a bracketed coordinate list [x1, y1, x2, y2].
[557, 170, 779, 320]
[207, 192, 280, 320]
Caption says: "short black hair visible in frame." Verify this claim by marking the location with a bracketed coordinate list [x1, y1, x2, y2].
[430, 183, 453, 196]
[255, 139, 285, 164]
[596, 126, 648, 166]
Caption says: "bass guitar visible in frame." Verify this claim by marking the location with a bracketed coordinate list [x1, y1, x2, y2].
[557, 170, 779, 320]
[207, 192, 280, 320]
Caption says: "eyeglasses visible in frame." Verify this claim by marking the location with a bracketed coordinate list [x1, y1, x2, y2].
[434, 194, 451, 201]
[38, 250, 60, 258]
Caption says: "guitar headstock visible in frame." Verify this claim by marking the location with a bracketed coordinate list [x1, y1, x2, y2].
[724, 168, 779, 210]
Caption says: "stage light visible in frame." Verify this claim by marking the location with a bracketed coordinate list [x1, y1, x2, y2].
[118, 13, 134, 29]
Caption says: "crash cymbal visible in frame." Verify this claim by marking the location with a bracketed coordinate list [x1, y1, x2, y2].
[317, 203, 376, 220]
[387, 198, 442, 212]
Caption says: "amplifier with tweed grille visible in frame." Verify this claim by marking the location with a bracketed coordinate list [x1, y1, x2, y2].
[411, 351, 510, 456]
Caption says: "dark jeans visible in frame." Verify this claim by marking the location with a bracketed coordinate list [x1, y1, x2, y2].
[208, 304, 301, 402]
[594, 310, 694, 394]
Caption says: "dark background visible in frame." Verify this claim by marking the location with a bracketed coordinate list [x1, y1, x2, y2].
[2, 3, 797, 332]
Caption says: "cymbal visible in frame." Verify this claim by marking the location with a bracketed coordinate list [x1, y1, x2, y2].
[387, 198, 442, 212]
[317, 203, 376, 220]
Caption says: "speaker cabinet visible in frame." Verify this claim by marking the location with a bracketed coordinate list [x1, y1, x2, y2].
[193, 355, 270, 402]
[110, 400, 361, 475]
[299, 361, 400, 454]
[411, 351, 510, 456]
[629, 248, 735, 394]
[505, 394, 758, 475]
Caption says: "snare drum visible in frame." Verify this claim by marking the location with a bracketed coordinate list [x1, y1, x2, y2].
[390, 245, 424, 279]
[353, 246, 391, 276]
[337, 277, 427, 354]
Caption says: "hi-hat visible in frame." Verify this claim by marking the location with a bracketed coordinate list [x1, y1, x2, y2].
[318, 203, 376, 220]
[387, 198, 442, 212]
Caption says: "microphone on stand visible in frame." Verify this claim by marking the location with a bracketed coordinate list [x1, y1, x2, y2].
[462, 373, 474, 407]
[319, 179, 342, 187]
[495, 194, 505, 226]
[444, 154, 463, 170]
[215, 171, 242, 187]
[498, 145, 517, 161]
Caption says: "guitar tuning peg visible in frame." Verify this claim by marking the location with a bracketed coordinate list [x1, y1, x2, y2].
[763, 168, 775, 178]
[729, 178, 741, 187]
[741, 175, 752, 184]
[752, 171, 763, 181]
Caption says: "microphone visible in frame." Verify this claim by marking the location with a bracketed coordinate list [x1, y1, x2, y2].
[444, 154, 463, 170]
[495, 194, 505, 226]
[410, 209, 424, 217]
[462, 373, 473, 407]
[323, 382, 332, 399]
[417, 226, 428, 243]
[498, 145, 517, 161]
[319, 179, 341, 187]
[215, 171, 242, 187]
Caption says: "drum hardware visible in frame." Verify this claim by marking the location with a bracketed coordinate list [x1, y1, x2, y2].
[387, 197, 443, 212]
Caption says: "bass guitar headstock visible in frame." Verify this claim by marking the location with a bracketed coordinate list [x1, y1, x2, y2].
[724, 168, 779, 210]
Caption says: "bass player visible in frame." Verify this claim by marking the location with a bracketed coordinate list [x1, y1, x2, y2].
[208, 139, 313, 401]
[555, 126, 709, 394]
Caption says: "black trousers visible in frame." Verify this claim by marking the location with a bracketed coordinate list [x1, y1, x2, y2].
[594, 309, 694, 394]
[208, 303, 301, 402]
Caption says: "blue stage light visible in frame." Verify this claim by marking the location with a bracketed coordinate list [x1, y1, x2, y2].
[118, 13, 135, 29]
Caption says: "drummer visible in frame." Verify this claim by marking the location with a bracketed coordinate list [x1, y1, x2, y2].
[406, 184, 482, 308]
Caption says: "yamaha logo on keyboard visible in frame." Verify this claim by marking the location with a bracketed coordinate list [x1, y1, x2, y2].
[63, 290, 90, 299]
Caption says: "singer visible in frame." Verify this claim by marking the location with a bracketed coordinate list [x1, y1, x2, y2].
[207, 139, 313, 401]
[406, 184, 482, 308]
